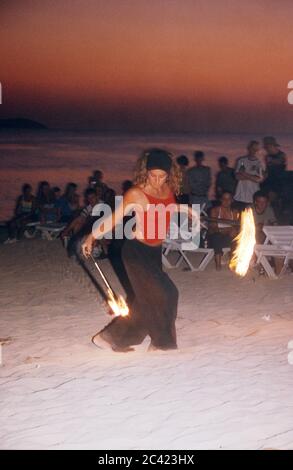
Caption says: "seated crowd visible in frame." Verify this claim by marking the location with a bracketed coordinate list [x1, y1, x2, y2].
[4, 171, 118, 245]
[4, 136, 292, 274]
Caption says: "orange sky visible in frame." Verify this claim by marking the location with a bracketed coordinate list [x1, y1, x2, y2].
[1, 0, 293, 131]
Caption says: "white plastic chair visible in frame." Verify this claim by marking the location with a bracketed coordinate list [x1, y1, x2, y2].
[35, 222, 66, 240]
[162, 220, 214, 272]
[254, 225, 293, 279]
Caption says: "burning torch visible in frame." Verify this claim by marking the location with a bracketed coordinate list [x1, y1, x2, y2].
[89, 254, 129, 317]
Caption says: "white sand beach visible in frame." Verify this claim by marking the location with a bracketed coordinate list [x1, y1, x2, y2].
[1, 238, 293, 450]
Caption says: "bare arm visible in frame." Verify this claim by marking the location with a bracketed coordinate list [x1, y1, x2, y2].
[92, 188, 141, 239]
[82, 188, 142, 257]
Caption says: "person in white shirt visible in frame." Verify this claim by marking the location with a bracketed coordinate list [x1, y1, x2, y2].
[234, 140, 265, 210]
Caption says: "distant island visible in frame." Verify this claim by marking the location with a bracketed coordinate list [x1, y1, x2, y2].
[0, 118, 47, 129]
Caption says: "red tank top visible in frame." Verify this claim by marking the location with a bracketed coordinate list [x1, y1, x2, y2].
[136, 189, 177, 245]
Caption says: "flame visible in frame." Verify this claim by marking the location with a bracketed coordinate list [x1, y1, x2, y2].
[229, 208, 256, 277]
[107, 291, 129, 317]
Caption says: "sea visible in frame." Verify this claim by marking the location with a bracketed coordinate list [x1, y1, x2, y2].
[0, 130, 292, 220]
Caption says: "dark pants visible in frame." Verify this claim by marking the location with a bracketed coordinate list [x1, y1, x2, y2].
[108, 238, 135, 305]
[7, 213, 37, 239]
[208, 232, 233, 255]
[101, 238, 179, 350]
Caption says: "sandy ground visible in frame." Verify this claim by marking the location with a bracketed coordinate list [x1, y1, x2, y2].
[1, 239, 293, 450]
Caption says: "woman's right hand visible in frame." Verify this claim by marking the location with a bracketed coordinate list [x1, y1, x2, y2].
[82, 233, 95, 258]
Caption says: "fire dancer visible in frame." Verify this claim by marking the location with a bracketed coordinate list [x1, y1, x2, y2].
[82, 148, 187, 352]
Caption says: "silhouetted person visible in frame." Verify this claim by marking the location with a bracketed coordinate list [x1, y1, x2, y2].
[261, 136, 287, 208]
[89, 170, 109, 201]
[122, 180, 133, 194]
[103, 187, 116, 210]
[186, 151, 211, 209]
[52, 186, 61, 201]
[215, 156, 236, 199]
[36, 181, 59, 223]
[56, 182, 80, 223]
[5, 184, 37, 243]
[264, 136, 286, 180]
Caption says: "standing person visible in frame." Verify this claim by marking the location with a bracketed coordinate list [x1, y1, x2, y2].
[263, 136, 286, 183]
[176, 155, 190, 204]
[262, 136, 287, 215]
[89, 170, 109, 201]
[82, 148, 186, 352]
[207, 191, 239, 271]
[186, 151, 211, 209]
[233, 141, 265, 211]
[215, 156, 236, 199]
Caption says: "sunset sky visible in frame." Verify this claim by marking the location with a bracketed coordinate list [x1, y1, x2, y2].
[1, 0, 293, 132]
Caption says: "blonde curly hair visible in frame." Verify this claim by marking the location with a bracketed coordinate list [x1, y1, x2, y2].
[133, 148, 182, 196]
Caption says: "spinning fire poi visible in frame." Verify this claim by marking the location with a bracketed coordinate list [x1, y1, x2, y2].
[89, 254, 129, 317]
